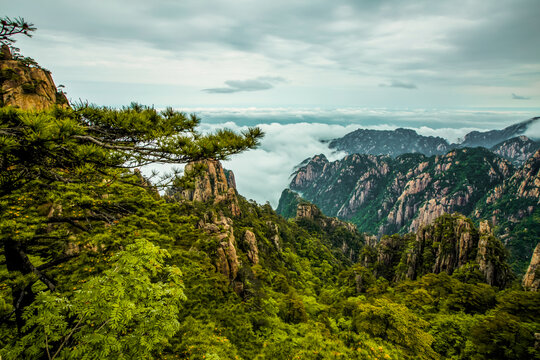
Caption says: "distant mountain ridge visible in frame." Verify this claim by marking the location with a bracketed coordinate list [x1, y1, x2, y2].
[329, 127, 450, 157]
[329, 117, 540, 164]
[459, 117, 539, 148]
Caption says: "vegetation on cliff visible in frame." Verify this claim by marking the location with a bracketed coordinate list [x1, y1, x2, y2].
[281, 147, 539, 273]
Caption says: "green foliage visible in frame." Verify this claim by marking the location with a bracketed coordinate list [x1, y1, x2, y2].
[352, 298, 436, 359]
[0, 16, 36, 48]
[0, 104, 536, 359]
[428, 313, 477, 359]
[275, 189, 302, 219]
[3, 239, 184, 359]
[470, 312, 538, 360]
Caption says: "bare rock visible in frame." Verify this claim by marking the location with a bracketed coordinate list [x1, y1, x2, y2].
[523, 243, 540, 291]
[243, 230, 259, 265]
[201, 213, 239, 281]
[266, 221, 281, 251]
[296, 203, 318, 219]
[181, 159, 241, 216]
[1, 50, 69, 110]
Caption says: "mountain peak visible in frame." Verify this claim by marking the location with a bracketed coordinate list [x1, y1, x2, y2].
[0, 46, 69, 110]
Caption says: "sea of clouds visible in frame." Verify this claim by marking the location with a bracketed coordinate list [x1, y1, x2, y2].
[145, 108, 539, 207]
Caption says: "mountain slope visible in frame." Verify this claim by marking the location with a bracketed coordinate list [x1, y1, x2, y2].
[2, 42, 538, 360]
[459, 117, 539, 148]
[286, 148, 511, 233]
[474, 149, 540, 271]
[279, 147, 539, 272]
[490, 135, 540, 165]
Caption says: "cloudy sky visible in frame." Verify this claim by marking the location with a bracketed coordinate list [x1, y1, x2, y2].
[4, 0, 540, 205]
[5, 0, 540, 109]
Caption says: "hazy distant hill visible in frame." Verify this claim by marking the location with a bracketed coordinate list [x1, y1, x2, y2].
[329, 117, 540, 164]
[328, 128, 450, 157]
[458, 117, 539, 148]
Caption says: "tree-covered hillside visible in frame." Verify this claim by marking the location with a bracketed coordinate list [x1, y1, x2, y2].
[281, 148, 539, 274]
[1, 104, 538, 359]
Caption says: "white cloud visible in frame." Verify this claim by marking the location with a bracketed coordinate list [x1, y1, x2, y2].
[524, 120, 540, 140]
[415, 126, 480, 143]
[198, 122, 356, 206]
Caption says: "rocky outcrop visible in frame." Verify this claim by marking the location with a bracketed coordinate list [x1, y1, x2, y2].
[296, 203, 318, 220]
[265, 221, 281, 251]
[0, 45, 69, 110]
[291, 154, 330, 188]
[474, 149, 540, 270]
[295, 202, 363, 261]
[224, 169, 237, 190]
[396, 214, 510, 287]
[296, 203, 357, 234]
[362, 215, 510, 286]
[490, 136, 540, 166]
[523, 243, 540, 291]
[276, 189, 304, 219]
[182, 159, 241, 216]
[201, 213, 239, 282]
[243, 230, 259, 265]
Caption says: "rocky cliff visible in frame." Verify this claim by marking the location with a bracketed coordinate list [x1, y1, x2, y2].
[0, 45, 68, 110]
[200, 212, 240, 283]
[177, 158, 368, 290]
[327, 117, 539, 162]
[490, 136, 540, 166]
[288, 148, 511, 235]
[522, 243, 540, 291]
[181, 159, 241, 216]
[363, 214, 510, 287]
[475, 148, 540, 272]
[294, 202, 365, 262]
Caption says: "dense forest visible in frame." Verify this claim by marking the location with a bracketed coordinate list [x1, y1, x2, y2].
[1, 17, 539, 360]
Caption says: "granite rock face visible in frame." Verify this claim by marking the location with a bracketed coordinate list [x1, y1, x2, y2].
[365, 214, 510, 287]
[243, 230, 259, 265]
[201, 213, 239, 282]
[182, 159, 241, 216]
[490, 136, 540, 166]
[287, 148, 511, 236]
[295, 202, 364, 261]
[0, 46, 69, 110]
[523, 243, 540, 291]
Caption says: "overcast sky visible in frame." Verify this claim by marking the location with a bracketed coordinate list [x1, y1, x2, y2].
[4, 0, 540, 109]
